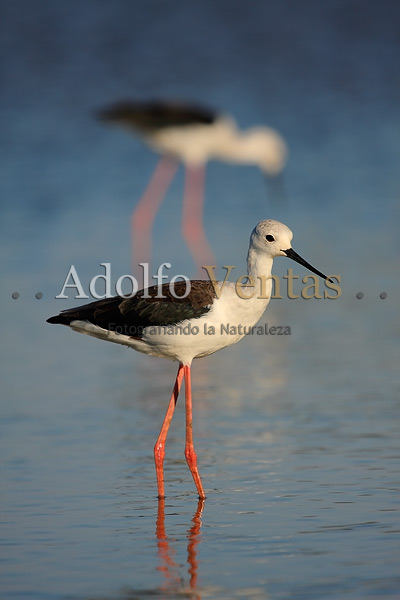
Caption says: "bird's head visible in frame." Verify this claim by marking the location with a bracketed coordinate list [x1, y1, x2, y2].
[251, 220, 332, 282]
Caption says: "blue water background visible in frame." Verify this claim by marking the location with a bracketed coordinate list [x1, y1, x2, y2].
[1, 1, 399, 599]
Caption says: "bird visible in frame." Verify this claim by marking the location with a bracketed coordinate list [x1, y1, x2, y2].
[47, 219, 331, 499]
[97, 100, 288, 281]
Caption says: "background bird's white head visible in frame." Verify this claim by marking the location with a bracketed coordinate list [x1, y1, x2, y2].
[213, 121, 287, 175]
[243, 127, 288, 174]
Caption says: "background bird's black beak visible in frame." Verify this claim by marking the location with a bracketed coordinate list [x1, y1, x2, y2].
[284, 248, 333, 283]
[95, 107, 114, 122]
[264, 171, 287, 205]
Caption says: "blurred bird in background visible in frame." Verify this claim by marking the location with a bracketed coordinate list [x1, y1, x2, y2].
[98, 100, 287, 281]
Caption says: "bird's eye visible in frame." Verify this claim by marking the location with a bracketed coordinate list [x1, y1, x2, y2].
[265, 235, 275, 242]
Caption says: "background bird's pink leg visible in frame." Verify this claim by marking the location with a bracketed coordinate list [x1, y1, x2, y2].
[183, 365, 206, 499]
[182, 164, 215, 277]
[154, 364, 184, 498]
[132, 156, 178, 285]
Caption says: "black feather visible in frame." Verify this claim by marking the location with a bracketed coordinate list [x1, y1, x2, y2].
[47, 281, 216, 338]
[97, 100, 217, 132]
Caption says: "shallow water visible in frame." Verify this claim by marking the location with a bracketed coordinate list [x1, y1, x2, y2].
[1, 1, 400, 599]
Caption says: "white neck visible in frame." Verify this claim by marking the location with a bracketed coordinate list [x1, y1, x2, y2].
[211, 122, 286, 173]
[212, 125, 255, 165]
[247, 244, 273, 281]
[245, 243, 274, 299]
[228, 241, 274, 302]
[220, 244, 274, 331]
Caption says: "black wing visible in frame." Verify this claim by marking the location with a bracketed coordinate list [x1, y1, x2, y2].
[47, 281, 216, 338]
[97, 100, 217, 132]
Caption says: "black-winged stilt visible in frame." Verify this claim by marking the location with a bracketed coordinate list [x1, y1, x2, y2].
[97, 100, 287, 279]
[47, 219, 330, 499]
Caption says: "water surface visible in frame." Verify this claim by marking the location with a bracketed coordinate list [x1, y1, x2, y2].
[1, 1, 399, 599]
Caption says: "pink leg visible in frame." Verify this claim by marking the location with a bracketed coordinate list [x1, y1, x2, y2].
[132, 156, 178, 284]
[183, 365, 206, 499]
[182, 164, 215, 277]
[154, 364, 184, 498]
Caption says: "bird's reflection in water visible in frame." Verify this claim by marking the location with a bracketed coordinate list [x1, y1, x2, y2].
[86, 500, 205, 600]
[156, 498, 205, 598]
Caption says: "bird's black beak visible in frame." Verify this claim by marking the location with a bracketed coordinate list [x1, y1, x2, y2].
[284, 248, 333, 283]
